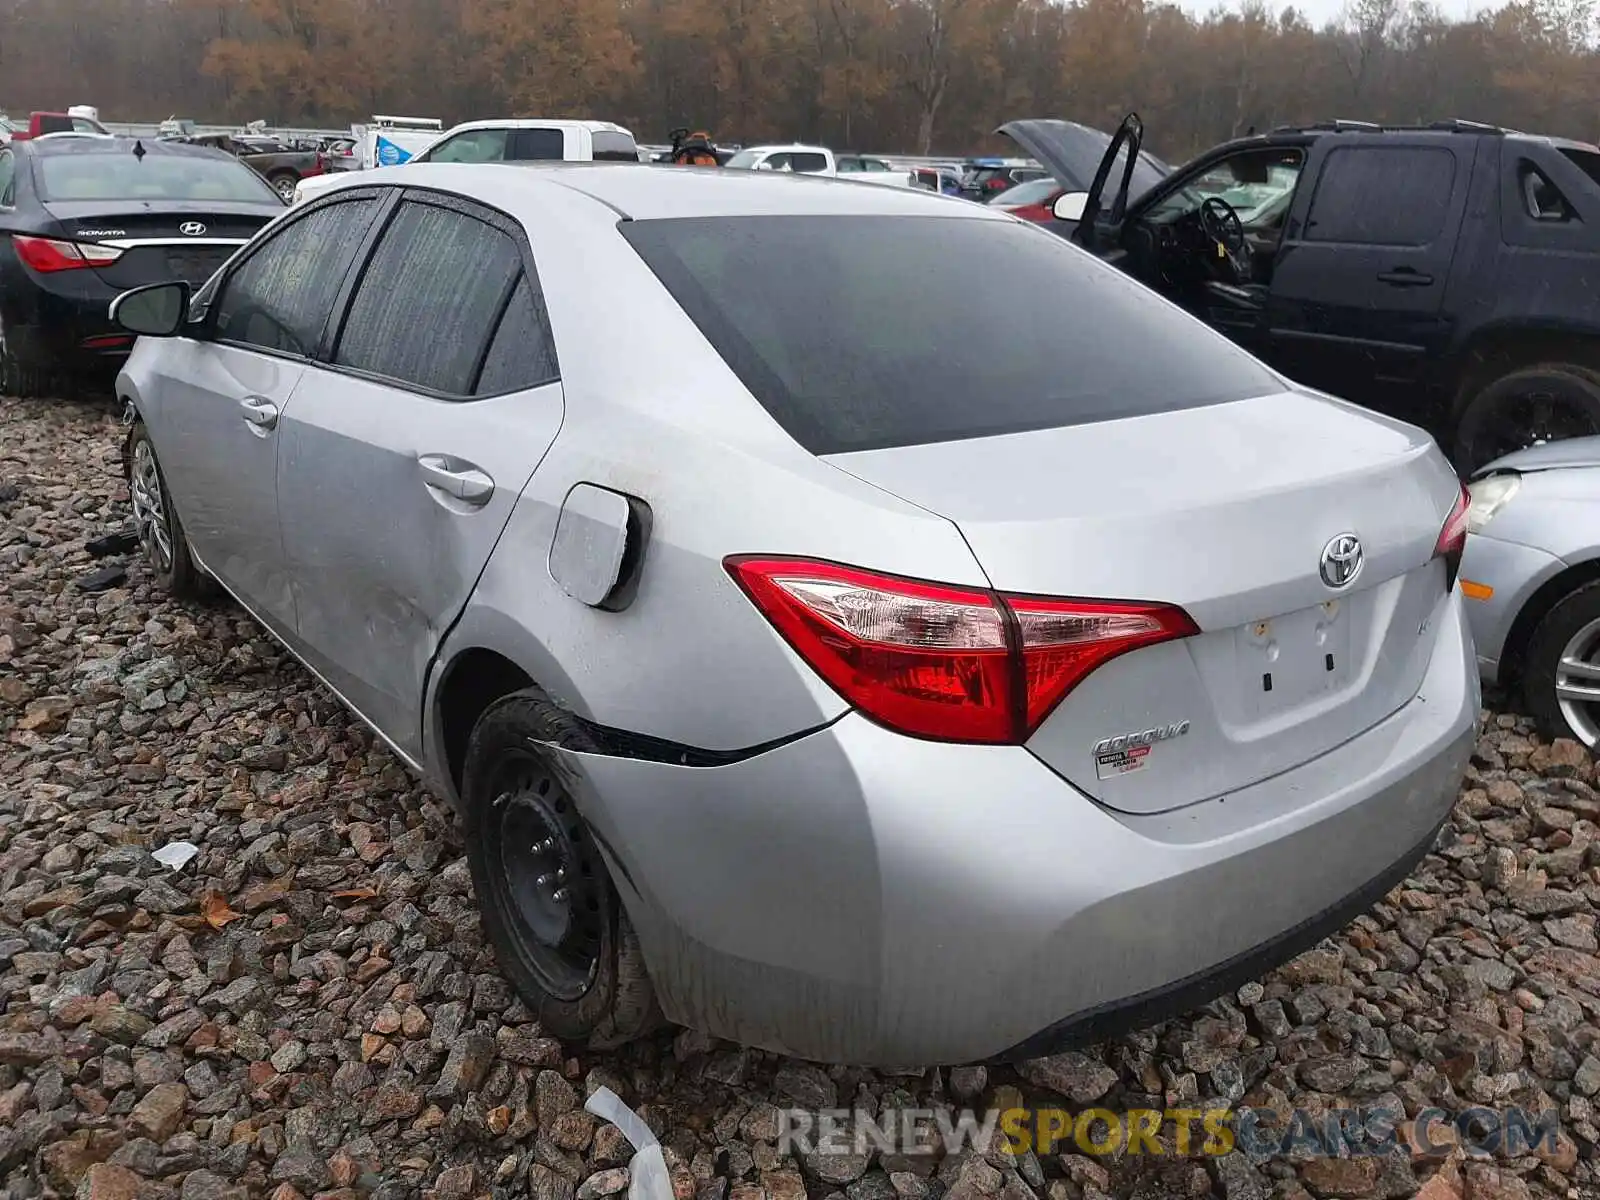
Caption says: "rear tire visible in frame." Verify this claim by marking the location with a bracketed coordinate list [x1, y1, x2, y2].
[127, 421, 213, 600]
[1522, 581, 1600, 749]
[462, 691, 660, 1046]
[1453, 364, 1600, 475]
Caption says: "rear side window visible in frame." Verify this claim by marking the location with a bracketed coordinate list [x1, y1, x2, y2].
[476, 275, 559, 394]
[507, 129, 566, 161]
[335, 200, 520, 394]
[1304, 146, 1456, 245]
[789, 152, 828, 173]
[591, 131, 638, 162]
[1560, 147, 1600, 188]
[0, 151, 14, 205]
[214, 197, 379, 357]
[623, 215, 1279, 454]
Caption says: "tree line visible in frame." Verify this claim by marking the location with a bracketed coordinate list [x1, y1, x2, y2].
[1, 0, 1597, 161]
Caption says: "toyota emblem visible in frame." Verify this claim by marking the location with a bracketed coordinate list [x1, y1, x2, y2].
[1319, 533, 1364, 590]
[179, 222, 207, 236]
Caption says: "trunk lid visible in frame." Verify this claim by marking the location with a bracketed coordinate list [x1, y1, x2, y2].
[824, 390, 1460, 815]
[44, 202, 280, 289]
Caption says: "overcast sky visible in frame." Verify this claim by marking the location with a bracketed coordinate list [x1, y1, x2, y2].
[1177, 0, 1491, 27]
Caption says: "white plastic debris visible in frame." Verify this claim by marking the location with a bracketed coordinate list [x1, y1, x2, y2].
[585, 1085, 673, 1200]
[151, 841, 200, 871]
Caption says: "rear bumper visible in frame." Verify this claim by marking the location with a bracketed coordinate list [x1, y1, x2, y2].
[1, 283, 128, 369]
[551, 593, 1477, 1066]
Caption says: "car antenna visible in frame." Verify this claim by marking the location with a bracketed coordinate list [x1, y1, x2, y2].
[132, 139, 146, 160]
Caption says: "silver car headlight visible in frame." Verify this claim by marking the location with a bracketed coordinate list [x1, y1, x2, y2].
[1466, 472, 1521, 534]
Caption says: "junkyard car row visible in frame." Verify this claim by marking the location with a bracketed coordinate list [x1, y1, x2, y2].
[3, 109, 1599, 1075]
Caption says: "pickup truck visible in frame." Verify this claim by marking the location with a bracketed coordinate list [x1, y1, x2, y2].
[292, 119, 639, 204]
[1004, 114, 1600, 473]
[190, 133, 326, 202]
[723, 144, 916, 187]
[4, 110, 110, 142]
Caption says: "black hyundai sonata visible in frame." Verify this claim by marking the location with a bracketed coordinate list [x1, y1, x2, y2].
[0, 133, 286, 396]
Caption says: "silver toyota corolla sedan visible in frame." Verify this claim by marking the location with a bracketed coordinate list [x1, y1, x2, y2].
[1459, 436, 1600, 746]
[109, 162, 1478, 1066]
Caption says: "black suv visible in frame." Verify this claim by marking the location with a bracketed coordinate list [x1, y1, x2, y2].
[1004, 115, 1600, 473]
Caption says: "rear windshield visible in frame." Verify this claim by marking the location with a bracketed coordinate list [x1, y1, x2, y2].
[36, 151, 279, 203]
[622, 215, 1279, 453]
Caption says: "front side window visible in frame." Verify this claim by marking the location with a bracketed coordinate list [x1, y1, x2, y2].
[423, 129, 509, 164]
[624, 214, 1279, 454]
[1145, 149, 1304, 229]
[213, 198, 378, 356]
[1303, 145, 1456, 245]
[334, 200, 521, 394]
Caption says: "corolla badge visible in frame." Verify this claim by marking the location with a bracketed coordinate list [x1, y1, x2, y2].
[179, 222, 207, 236]
[1319, 533, 1363, 590]
[1092, 720, 1190, 780]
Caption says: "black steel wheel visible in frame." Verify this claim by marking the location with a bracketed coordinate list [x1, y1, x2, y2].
[462, 691, 660, 1043]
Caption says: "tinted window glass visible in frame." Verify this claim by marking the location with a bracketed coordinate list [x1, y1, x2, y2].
[790, 152, 828, 174]
[591, 131, 638, 162]
[1304, 146, 1456, 245]
[476, 275, 559, 394]
[0, 151, 14, 205]
[1560, 147, 1600, 189]
[37, 149, 280, 203]
[623, 215, 1279, 454]
[507, 129, 566, 161]
[424, 129, 508, 164]
[336, 201, 520, 394]
[214, 198, 377, 356]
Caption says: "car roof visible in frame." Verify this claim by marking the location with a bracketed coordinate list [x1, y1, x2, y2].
[365, 161, 1009, 221]
[741, 143, 830, 153]
[444, 119, 633, 136]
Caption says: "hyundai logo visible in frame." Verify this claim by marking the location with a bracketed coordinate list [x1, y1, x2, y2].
[1319, 533, 1364, 590]
[179, 222, 207, 237]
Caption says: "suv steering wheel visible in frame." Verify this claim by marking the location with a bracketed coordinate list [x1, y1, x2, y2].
[1199, 197, 1250, 283]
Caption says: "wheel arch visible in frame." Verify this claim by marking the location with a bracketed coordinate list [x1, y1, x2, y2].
[1497, 555, 1600, 696]
[1447, 323, 1600, 418]
[424, 614, 592, 807]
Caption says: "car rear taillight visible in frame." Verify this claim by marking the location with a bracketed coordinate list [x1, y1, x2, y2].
[726, 557, 1198, 744]
[13, 235, 123, 272]
[1434, 481, 1470, 590]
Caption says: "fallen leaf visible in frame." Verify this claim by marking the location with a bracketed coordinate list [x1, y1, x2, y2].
[200, 890, 243, 930]
[332, 886, 379, 901]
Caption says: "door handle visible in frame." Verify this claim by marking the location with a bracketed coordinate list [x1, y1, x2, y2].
[1376, 268, 1434, 287]
[238, 395, 278, 430]
[417, 454, 495, 504]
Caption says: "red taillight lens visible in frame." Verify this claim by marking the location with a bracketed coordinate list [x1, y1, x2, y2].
[725, 556, 1198, 744]
[13, 235, 123, 272]
[1435, 481, 1470, 589]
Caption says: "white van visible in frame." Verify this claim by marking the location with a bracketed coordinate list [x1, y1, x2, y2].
[293, 119, 639, 204]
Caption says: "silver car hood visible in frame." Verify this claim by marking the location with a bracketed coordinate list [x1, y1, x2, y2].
[1473, 435, 1600, 477]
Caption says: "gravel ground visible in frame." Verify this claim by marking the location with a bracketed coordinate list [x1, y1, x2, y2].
[2, 393, 1599, 1200]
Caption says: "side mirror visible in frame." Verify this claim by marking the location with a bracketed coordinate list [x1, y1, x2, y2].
[1052, 192, 1089, 222]
[110, 281, 192, 337]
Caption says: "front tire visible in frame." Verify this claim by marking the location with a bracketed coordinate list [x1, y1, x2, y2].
[462, 691, 659, 1045]
[268, 172, 299, 203]
[1522, 581, 1600, 749]
[1453, 364, 1600, 475]
[127, 421, 210, 600]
